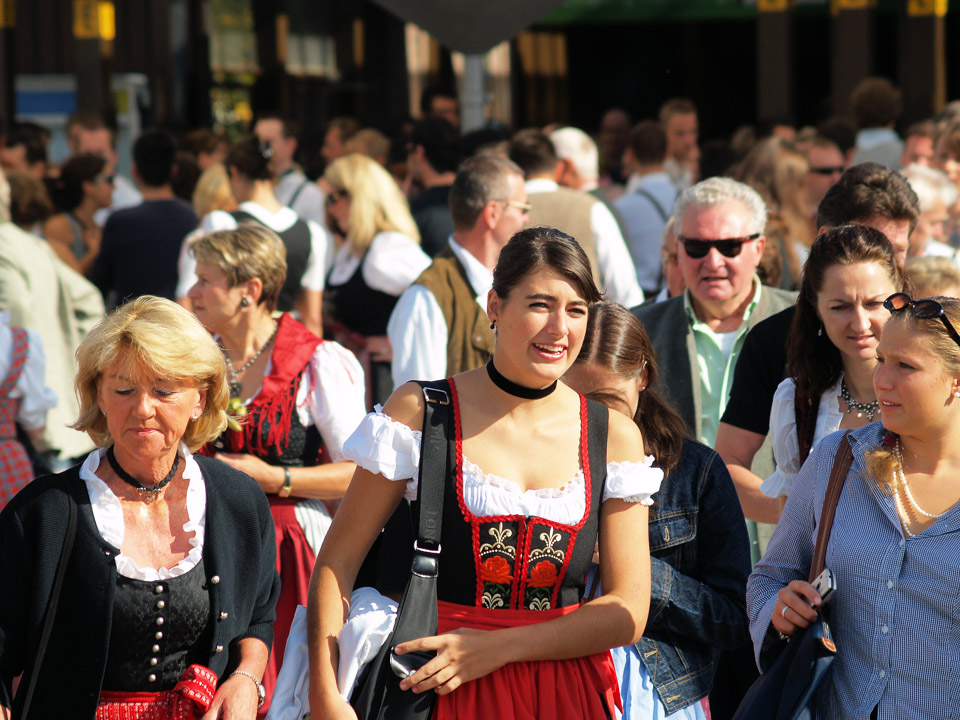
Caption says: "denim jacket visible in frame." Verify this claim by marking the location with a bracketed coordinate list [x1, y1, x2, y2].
[638, 438, 752, 712]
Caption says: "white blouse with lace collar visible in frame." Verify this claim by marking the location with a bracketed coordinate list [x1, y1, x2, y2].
[80, 443, 206, 581]
[343, 408, 662, 526]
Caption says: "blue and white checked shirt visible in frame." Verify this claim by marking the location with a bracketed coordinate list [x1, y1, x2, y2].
[748, 423, 960, 719]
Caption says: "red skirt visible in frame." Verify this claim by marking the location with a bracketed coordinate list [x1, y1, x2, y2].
[263, 496, 318, 717]
[96, 665, 217, 720]
[432, 601, 621, 720]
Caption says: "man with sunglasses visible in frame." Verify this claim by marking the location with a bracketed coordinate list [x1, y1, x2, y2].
[633, 177, 796, 450]
[804, 136, 845, 224]
[715, 162, 919, 532]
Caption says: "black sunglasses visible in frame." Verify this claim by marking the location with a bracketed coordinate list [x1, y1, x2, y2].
[325, 188, 349, 206]
[808, 166, 845, 176]
[678, 233, 760, 259]
[883, 293, 960, 348]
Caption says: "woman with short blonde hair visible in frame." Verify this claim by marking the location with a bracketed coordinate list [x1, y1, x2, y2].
[321, 153, 430, 406]
[1, 295, 279, 718]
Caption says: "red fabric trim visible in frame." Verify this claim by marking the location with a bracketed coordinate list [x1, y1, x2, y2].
[576, 393, 591, 531]
[96, 664, 218, 720]
[434, 601, 621, 719]
[225, 313, 322, 457]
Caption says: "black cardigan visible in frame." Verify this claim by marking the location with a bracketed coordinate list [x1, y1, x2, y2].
[0, 455, 280, 718]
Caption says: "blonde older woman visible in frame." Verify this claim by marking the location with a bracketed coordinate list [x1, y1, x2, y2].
[0, 296, 279, 720]
[187, 224, 366, 714]
[321, 152, 431, 406]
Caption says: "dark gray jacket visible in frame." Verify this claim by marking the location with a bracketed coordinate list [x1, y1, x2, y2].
[0, 455, 279, 719]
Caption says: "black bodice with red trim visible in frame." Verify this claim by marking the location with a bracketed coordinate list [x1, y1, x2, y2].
[431, 382, 608, 610]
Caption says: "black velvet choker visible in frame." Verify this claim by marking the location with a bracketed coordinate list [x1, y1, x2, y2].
[486, 361, 557, 400]
[107, 446, 180, 497]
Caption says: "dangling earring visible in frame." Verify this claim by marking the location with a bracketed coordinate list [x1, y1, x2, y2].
[817, 323, 823, 337]
[490, 321, 496, 330]
[240, 297, 250, 308]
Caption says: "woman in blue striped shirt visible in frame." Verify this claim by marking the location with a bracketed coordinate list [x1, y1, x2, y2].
[748, 292, 960, 719]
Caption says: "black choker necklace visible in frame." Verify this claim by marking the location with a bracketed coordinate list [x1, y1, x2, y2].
[107, 446, 180, 499]
[486, 361, 557, 400]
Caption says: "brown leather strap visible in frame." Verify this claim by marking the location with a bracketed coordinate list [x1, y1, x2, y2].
[809, 432, 853, 582]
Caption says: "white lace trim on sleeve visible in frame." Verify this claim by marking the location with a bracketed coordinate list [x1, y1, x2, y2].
[760, 468, 795, 499]
[602, 456, 664, 505]
[342, 406, 421, 500]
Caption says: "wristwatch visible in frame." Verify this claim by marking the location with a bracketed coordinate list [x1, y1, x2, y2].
[231, 669, 265, 708]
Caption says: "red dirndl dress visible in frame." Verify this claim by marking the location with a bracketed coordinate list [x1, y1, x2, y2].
[0, 326, 35, 509]
[427, 383, 620, 719]
[203, 314, 325, 717]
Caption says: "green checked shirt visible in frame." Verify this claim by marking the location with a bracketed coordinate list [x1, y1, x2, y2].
[682, 277, 762, 447]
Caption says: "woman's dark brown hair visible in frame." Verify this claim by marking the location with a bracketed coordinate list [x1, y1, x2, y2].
[225, 134, 273, 182]
[492, 226, 602, 304]
[46, 153, 105, 212]
[575, 301, 686, 475]
[788, 224, 905, 400]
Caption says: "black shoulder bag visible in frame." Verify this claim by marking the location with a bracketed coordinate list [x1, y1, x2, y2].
[351, 381, 452, 720]
[732, 432, 853, 720]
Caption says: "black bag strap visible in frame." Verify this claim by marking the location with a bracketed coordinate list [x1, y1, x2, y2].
[635, 187, 669, 222]
[809, 432, 852, 583]
[20, 477, 78, 719]
[387, 381, 451, 653]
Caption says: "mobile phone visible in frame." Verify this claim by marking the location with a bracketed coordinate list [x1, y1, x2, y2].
[810, 568, 836, 606]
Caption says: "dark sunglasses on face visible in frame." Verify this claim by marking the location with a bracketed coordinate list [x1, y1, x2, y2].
[325, 188, 349, 206]
[678, 233, 761, 259]
[883, 292, 960, 349]
[808, 166, 845, 176]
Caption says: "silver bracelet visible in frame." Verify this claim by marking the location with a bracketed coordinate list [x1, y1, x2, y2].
[230, 669, 265, 708]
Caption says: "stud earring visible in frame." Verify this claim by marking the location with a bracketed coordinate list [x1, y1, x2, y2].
[954, 390, 960, 399]
[240, 297, 250, 308]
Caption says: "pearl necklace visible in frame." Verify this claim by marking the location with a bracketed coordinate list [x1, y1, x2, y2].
[895, 439, 949, 520]
[221, 319, 279, 398]
[840, 379, 879, 421]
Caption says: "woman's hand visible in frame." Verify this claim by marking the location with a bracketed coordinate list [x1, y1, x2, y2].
[200, 674, 259, 719]
[771, 580, 822, 637]
[214, 452, 282, 493]
[394, 628, 506, 696]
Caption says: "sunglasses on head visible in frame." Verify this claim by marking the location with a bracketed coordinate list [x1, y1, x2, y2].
[678, 233, 760, 259]
[883, 293, 960, 349]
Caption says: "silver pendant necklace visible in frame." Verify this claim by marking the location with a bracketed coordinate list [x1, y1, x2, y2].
[840, 379, 879, 421]
[221, 320, 279, 398]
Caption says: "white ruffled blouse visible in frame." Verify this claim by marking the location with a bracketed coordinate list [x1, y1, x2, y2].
[761, 376, 843, 499]
[343, 408, 662, 525]
[81, 444, 206, 581]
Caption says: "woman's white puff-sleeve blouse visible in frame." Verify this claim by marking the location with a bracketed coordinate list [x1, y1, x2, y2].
[761, 376, 843, 499]
[343, 408, 662, 525]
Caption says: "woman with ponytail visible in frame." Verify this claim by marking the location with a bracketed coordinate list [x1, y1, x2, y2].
[180, 135, 329, 336]
[43, 153, 113, 275]
[748, 293, 960, 718]
[564, 301, 751, 719]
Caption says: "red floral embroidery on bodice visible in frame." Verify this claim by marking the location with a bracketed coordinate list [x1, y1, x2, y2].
[450, 381, 593, 611]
